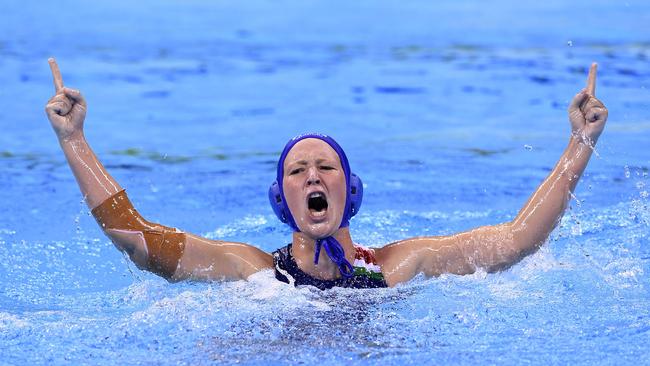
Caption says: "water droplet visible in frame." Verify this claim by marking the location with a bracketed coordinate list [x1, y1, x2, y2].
[624, 165, 630, 178]
[524, 144, 533, 151]
[567, 40, 573, 47]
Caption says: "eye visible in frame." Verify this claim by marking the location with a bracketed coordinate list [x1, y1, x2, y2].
[321, 166, 335, 171]
[289, 168, 304, 175]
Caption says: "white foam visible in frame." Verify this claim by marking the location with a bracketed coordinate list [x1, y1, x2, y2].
[0, 312, 29, 330]
[203, 215, 270, 239]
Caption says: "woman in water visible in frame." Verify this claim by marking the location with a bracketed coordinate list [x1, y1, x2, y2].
[45, 58, 608, 290]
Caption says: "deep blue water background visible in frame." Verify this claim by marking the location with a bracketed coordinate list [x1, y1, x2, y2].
[1, 1, 649, 365]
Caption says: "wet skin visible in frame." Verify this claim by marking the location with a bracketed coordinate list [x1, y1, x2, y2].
[46, 58, 607, 286]
[282, 138, 347, 240]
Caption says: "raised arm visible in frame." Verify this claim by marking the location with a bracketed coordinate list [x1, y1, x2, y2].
[45, 58, 272, 282]
[508, 63, 606, 257]
[377, 63, 608, 287]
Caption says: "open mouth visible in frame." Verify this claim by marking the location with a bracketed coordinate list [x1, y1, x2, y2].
[307, 192, 328, 216]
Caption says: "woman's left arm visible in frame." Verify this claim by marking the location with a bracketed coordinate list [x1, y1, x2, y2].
[377, 63, 608, 287]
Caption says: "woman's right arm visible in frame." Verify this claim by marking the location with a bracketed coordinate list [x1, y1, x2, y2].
[45, 58, 273, 282]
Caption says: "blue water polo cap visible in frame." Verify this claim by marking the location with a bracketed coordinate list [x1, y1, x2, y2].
[268, 133, 363, 278]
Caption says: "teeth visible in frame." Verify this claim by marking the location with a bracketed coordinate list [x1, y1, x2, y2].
[309, 192, 324, 198]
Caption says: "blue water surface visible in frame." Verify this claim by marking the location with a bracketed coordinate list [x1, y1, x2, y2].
[1, 1, 649, 365]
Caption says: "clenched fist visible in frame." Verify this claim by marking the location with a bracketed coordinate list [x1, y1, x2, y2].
[44, 58, 87, 142]
[568, 63, 608, 145]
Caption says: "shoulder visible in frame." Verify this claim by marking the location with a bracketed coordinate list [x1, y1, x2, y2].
[373, 235, 464, 286]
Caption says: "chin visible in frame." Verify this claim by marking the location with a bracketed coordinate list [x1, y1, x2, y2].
[300, 220, 339, 240]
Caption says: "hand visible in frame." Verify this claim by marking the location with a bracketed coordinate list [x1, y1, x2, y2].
[44, 58, 87, 141]
[568, 63, 608, 145]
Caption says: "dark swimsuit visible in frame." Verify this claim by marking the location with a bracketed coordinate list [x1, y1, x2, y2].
[272, 244, 388, 290]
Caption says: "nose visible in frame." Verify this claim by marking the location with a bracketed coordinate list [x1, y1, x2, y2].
[306, 167, 321, 186]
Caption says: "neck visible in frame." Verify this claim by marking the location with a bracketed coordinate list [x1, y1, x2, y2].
[291, 227, 356, 280]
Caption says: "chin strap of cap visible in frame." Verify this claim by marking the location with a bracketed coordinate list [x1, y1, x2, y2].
[314, 236, 354, 278]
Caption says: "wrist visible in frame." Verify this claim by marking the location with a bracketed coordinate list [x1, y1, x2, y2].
[570, 129, 598, 147]
[59, 130, 86, 144]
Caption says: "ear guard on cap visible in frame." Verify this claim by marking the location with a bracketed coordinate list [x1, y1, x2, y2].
[348, 173, 363, 217]
[268, 181, 289, 224]
[268, 173, 363, 227]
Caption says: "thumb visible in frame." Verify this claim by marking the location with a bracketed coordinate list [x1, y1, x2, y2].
[568, 89, 588, 112]
[63, 87, 86, 109]
[45, 102, 66, 124]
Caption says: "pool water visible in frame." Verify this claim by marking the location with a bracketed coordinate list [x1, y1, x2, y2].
[1, 1, 649, 364]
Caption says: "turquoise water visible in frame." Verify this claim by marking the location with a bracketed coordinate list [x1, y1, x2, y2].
[1, 1, 649, 364]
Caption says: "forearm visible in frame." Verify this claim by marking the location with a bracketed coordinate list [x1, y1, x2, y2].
[510, 135, 594, 253]
[60, 135, 187, 280]
[59, 133, 122, 209]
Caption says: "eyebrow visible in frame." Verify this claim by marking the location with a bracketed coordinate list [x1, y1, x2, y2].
[289, 158, 334, 166]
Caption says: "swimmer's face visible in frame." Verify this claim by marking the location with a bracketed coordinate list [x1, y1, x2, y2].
[283, 138, 347, 239]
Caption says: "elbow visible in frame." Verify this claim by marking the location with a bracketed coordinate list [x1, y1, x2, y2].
[105, 229, 149, 269]
[511, 218, 553, 251]
[94, 190, 186, 281]
[506, 221, 551, 268]
[105, 228, 187, 281]
[483, 223, 526, 273]
[486, 240, 546, 273]
[470, 222, 552, 274]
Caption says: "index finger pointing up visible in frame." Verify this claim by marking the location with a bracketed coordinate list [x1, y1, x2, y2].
[586, 62, 597, 96]
[48, 57, 64, 93]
